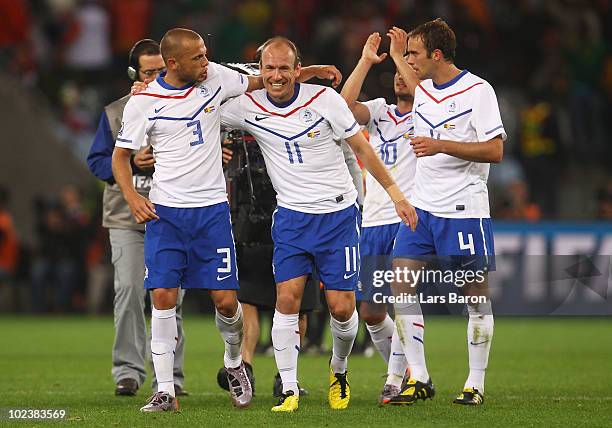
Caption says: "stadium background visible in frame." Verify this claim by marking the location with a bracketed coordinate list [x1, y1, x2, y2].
[0, 1, 610, 426]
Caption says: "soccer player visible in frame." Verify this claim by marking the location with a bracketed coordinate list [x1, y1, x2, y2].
[87, 39, 189, 398]
[220, 36, 418, 412]
[388, 18, 505, 406]
[111, 28, 264, 412]
[115, 29, 345, 413]
[340, 28, 418, 405]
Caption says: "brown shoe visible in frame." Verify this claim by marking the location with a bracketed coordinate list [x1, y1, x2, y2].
[115, 378, 138, 396]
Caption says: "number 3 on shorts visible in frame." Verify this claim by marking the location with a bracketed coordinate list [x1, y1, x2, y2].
[457, 232, 475, 255]
[217, 248, 231, 276]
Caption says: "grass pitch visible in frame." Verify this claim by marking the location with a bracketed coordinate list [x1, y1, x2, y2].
[1, 316, 611, 427]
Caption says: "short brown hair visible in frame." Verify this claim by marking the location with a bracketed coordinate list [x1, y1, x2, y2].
[256, 36, 301, 67]
[409, 18, 456, 62]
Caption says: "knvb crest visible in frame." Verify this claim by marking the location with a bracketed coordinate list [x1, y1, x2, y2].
[299, 108, 315, 124]
[199, 86, 211, 98]
[447, 100, 457, 113]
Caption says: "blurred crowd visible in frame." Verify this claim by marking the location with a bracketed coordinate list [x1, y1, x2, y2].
[0, 0, 611, 313]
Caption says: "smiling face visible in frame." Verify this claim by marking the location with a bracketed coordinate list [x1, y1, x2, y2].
[260, 42, 301, 103]
[169, 37, 209, 84]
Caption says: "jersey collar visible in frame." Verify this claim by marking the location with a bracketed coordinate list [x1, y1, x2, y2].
[266, 83, 300, 108]
[156, 71, 194, 90]
[432, 69, 469, 90]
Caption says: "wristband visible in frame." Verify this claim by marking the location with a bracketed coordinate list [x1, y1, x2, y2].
[385, 184, 406, 203]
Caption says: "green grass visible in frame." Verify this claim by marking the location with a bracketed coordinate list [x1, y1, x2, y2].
[1, 316, 611, 427]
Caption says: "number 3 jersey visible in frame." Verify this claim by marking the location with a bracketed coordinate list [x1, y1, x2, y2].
[412, 70, 506, 219]
[220, 83, 360, 214]
[360, 99, 416, 227]
[115, 63, 248, 207]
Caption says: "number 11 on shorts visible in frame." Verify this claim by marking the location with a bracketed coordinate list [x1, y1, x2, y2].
[344, 246, 358, 279]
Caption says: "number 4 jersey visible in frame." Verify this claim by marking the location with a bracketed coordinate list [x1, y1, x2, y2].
[221, 83, 360, 214]
[115, 63, 248, 207]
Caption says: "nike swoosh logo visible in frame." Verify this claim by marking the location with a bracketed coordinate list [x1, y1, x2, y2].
[217, 274, 231, 281]
[470, 340, 489, 346]
[461, 259, 476, 268]
[417, 102, 426, 107]
[344, 272, 357, 280]
[154, 105, 166, 113]
[254, 115, 269, 121]
[392, 352, 405, 356]
[379, 118, 390, 122]
[273, 346, 288, 352]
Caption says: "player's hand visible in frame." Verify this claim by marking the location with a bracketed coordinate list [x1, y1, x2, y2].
[221, 138, 234, 165]
[131, 80, 148, 95]
[133, 145, 155, 170]
[387, 26, 408, 60]
[411, 136, 444, 157]
[126, 193, 159, 224]
[394, 199, 418, 231]
[361, 32, 387, 65]
[310, 65, 343, 88]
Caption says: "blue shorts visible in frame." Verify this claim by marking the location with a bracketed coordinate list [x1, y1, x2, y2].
[271, 204, 360, 291]
[392, 208, 495, 272]
[357, 222, 400, 301]
[144, 202, 239, 290]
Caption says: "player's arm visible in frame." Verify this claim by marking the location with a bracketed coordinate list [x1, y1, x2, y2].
[388, 26, 418, 96]
[345, 132, 418, 230]
[87, 112, 116, 183]
[112, 148, 158, 223]
[340, 32, 388, 125]
[298, 65, 342, 88]
[111, 103, 158, 223]
[410, 136, 503, 163]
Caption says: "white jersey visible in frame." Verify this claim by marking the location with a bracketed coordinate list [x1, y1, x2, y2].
[115, 62, 248, 207]
[221, 83, 360, 214]
[411, 70, 506, 218]
[361, 98, 416, 227]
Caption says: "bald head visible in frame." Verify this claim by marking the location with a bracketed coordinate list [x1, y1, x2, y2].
[160, 28, 203, 62]
[257, 37, 301, 68]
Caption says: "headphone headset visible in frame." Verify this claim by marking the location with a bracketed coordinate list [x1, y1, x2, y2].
[127, 39, 158, 81]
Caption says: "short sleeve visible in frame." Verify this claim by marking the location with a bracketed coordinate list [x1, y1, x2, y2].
[216, 63, 249, 101]
[322, 89, 360, 140]
[472, 82, 507, 142]
[115, 99, 148, 150]
[220, 96, 245, 130]
[361, 98, 387, 131]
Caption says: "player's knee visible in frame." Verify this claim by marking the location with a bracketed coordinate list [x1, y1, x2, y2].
[329, 300, 355, 322]
[152, 289, 177, 310]
[275, 292, 300, 314]
[214, 295, 238, 318]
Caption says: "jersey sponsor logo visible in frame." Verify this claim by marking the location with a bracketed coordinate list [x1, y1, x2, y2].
[307, 129, 320, 138]
[299, 108, 315, 124]
[216, 273, 232, 281]
[447, 100, 457, 113]
[378, 118, 390, 123]
[254, 115, 269, 121]
[198, 86, 211, 97]
[417, 102, 426, 107]
[154, 105, 166, 113]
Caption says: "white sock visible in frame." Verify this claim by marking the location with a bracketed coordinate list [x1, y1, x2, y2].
[330, 309, 358, 374]
[366, 314, 394, 363]
[151, 306, 177, 397]
[465, 301, 494, 393]
[215, 303, 244, 369]
[386, 326, 409, 388]
[394, 301, 429, 383]
[271, 310, 300, 395]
